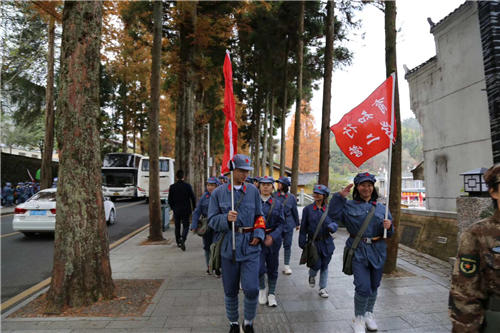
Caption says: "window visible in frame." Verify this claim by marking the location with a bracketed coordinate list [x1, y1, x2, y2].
[28, 191, 56, 202]
[103, 154, 136, 167]
[160, 160, 169, 172]
[141, 159, 169, 172]
[102, 172, 135, 187]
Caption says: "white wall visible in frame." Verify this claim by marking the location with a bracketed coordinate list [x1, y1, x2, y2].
[406, 2, 493, 212]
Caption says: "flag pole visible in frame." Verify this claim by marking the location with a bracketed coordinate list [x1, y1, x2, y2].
[384, 72, 396, 239]
[230, 163, 236, 263]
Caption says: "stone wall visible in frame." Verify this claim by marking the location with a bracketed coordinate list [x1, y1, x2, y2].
[399, 208, 458, 261]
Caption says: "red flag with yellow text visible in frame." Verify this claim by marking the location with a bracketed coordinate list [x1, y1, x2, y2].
[330, 74, 397, 167]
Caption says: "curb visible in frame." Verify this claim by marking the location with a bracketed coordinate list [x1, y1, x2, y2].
[0, 223, 150, 314]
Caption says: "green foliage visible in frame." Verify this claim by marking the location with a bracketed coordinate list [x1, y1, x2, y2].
[1, 1, 49, 127]
[1, 113, 44, 151]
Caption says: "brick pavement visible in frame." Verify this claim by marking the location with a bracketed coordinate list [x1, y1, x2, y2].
[2, 218, 453, 332]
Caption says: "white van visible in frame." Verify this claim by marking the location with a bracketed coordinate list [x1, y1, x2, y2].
[136, 156, 175, 202]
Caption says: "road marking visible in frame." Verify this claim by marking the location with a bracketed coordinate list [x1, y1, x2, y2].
[0, 277, 51, 313]
[0, 222, 150, 313]
[109, 224, 149, 250]
[1, 232, 20, 238]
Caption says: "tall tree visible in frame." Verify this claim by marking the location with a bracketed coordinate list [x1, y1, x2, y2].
[285, 108, 321, 173]
[261, 94, 269, 175]
[30, 1, 61, 189]
[383, 0, 402, 274]
[46, 0, 114, 313]
[148, 0, 163, 241]
[175, 1, 197, 182]
[279, 37, 289, 176]
[268, 93, 275, 171]
[318, 0, 334, 186]
[291, 0, 305, 195]
[40, 15, 56, 190]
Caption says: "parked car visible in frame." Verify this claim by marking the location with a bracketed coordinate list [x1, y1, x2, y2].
[12, 188, 116, 237]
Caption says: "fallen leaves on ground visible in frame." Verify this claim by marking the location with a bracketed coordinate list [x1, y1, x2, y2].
[8, 279, 162, 318]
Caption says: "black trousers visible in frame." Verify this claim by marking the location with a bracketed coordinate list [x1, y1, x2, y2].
[174, 214, 190, 244]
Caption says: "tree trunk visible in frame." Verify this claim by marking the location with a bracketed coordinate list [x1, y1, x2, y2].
[261, 94, 269, 176]
[122, 111, 128, 152]
[291, 1, 304, 195]
[175, 1, 197, 181]
[46, 1, 114, 313]
[40, 16, 55, 190]
[383, 0, 402, 274]
[253, 93, 261, 176]
[268, 93, 275, 173]
[148, 0, 164, 242]
[280, 37, 289, 177]
[318, 0, 334, 186]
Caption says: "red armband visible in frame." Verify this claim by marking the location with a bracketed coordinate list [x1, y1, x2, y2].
[253, 216, 266, 229]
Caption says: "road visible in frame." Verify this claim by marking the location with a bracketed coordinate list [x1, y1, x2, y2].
[0, 199, 150, 303]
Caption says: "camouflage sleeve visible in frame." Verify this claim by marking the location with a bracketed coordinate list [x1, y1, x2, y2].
[448, 226, 486, 332]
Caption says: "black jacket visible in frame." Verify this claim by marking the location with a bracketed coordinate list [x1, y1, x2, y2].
[168, 180, 196, 217]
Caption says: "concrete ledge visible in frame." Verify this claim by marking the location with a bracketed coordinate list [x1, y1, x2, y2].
[401, 208, 457, 219]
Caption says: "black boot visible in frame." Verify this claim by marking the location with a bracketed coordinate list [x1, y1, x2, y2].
[229, 323, 239, 333]
[243, 324, 254, 333]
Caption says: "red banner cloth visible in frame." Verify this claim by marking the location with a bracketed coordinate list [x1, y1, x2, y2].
[330, 74, 397, 167]
[221, 52, 238, 174]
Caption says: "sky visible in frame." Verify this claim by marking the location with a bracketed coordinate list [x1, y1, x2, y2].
[288, 0, 465, 131]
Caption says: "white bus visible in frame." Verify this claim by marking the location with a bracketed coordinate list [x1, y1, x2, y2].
[102, 153, 143, 200]
[136, 156, 175, 202]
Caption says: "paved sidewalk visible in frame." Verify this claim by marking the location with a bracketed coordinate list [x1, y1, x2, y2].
[2, 224, 453, 332]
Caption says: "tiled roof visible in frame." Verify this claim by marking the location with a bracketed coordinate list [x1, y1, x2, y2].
[430, 1, 470, 33]
[405, 56, 437, 78]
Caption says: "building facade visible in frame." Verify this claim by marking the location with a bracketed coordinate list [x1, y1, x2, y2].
[405, 1, 494, 212]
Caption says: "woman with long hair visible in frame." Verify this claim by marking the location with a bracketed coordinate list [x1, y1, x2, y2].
[299, 184, 338, 298]
[275, 177, 300, 275]
[257, 176, 285, 307]
[329, 172, 393, 333]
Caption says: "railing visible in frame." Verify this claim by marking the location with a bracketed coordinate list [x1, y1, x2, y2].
[298, 189, 314, 206]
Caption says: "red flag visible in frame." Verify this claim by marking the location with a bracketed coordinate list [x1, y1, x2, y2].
[330, 74, 397, 167]
[221, 51, 238, 174]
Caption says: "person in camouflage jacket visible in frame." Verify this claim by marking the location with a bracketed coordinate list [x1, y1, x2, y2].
[449, 164, 500, 333]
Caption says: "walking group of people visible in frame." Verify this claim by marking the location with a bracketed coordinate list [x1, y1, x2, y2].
[170, 153, 393, 333]
[164, 155, 500, 332]
[1, 181, 40, 207]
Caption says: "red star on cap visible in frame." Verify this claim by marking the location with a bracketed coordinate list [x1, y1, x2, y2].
[365, 173, 369, 176]
[245, 159, 249, 163]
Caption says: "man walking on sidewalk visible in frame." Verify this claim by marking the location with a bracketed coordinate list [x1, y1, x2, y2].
[208, 154, 265, 333]
[168, 169, 196, 251]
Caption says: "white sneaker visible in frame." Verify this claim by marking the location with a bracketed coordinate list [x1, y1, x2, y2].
[352, 315, 365, 333]
[282, 265, 292, 275]
[267, 294, 278, 307]
[318, 288, 329, 298]
[364, 312, 378, 331]
[258, 289, 267, 305]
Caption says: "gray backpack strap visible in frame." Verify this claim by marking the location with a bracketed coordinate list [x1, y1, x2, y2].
[351, 206, 376, 250]
[266, 198, 277, 223]
[282, 195, 291, 209]
[311, 202, 330, 242]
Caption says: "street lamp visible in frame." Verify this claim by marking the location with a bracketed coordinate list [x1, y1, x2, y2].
[460, 168, 488, 197]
